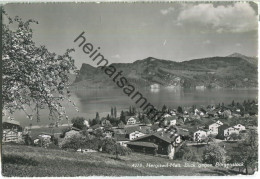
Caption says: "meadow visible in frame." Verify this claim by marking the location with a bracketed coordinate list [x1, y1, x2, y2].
[2, 143, 240, 176]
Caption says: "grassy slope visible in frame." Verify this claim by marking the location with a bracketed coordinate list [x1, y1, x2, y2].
[2, 144, 239, 177]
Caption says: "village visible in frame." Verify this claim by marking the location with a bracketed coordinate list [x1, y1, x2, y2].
[2, 99, 258, 162]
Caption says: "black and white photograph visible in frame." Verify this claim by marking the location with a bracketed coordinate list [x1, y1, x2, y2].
[1, 1, 258, 177]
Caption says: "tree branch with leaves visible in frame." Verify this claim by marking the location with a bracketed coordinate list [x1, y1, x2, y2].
[2, 10, 78, 122]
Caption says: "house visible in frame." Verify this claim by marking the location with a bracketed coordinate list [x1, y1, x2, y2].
[91, 124, 103, 130]
[224, 127, 239, 140]
[124, 126, 149, 140]
[217, 123, 245, 140]
[84, 120, 90, 128]
[215, 120, 223, 126]
[233, 124, 246, 131]
[217, 124, 229, 140]
[163, 114, 171, 118]
[114, 134, 129, 147]
[194, 108, 200, 115]
[126, 116, 137, 125]
[101, 119, 111, 127]
[182, 114, 190, 122]
[38, 133, 52, 139]
[162, 116, 177, 127]
[208, 121, 223, 134]
[217, 124, 239, 140]
[103, 129, 114, 138]
[169, 119, 177, 126]
[129, 131, 146, 140]
[207, 110, 219, 117]
[37, 133, 52, 145]
[150, 83, 160, 89]
[127, 131, 183, 159]
[193, 130, 207, 142]
[2, 120, 23, 143]
[2, 130, 23, 143]
[170, 110, 177, 116]
[2, 120, 22, 131]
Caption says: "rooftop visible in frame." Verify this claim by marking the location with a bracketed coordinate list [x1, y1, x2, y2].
[132, 131, 179, 144]
[127, 141, 158, 148]
[3, 119, 20, 126]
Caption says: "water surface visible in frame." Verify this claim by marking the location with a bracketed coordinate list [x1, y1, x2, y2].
[9, 88, 257, 127]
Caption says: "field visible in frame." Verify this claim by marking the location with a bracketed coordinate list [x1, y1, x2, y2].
[1, 143, 241, 177]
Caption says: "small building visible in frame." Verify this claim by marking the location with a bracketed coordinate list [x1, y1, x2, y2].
[84, 120, 90, 128]
[104, 129, 114, 138]
[224, 127, 239, 140]
[124, 125, 149, 140]
[233, 124, 246, 131]
[150, 83, 160, 89]
[170, 110, 177, 116]
[193, 130, 207, 142]
[215, 120, 224, 126]
[38, 133, 52, 139]
[101, 119, 112, 127]
[129, 131, 146, 140]
[208, 121, 223, 134]
[2, 120, 23, 143]
[127, 131, 182, 159]
[217, 124, 229, 140]
[2, 130, 23, 143]
[91, 124, 103, 130]
[126, 116, 137, 125]
[114, 134, 129, 147]
[38, 133, 52, 144]
[218, 123, 245, 140]
[162, 116, 177, 127]
[163, 114, 171, 118]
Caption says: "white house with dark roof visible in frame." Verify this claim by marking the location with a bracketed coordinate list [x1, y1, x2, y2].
[163, 114, 171, 118]
[126, 116, 136, 125]
[233, 124, 246, 131]
[208, 121, 223, 134]
[224, 127, 239, 138]
[193, 130, 207, 142]
[129, 131, 146, 140]
[127, 131, 183, 159]
[215, 120, 223, 126]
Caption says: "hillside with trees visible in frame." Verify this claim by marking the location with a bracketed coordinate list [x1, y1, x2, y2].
[73, 54, 257, 89]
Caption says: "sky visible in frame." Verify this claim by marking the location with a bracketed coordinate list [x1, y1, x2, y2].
[4, 2, 258, 69]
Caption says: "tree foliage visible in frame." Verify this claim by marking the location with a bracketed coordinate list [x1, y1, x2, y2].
[175, 143, 199, 162]
[2, 10, 78, 122]
[101, 138, 131, 157]
[203, 142, 226, 166]
[71, 117, 87, 130]
[229, 129, 258, 174]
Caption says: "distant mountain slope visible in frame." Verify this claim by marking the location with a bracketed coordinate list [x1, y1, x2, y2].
[227, 53, 258, 66]
[72, 54, 258, 89]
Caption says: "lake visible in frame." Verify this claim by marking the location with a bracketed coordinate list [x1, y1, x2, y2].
[9, 88, 258, 127]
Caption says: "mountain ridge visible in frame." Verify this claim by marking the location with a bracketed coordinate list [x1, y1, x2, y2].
[72, 53, 258, 89]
